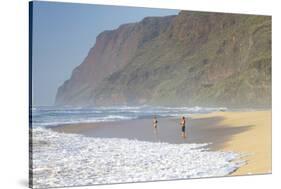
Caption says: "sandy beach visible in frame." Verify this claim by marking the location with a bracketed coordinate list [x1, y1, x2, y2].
[51, 110, 271, 176]
[194, 111, 272, 176]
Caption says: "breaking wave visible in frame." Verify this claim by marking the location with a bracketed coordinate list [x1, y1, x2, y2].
[31, 106, 227, 127]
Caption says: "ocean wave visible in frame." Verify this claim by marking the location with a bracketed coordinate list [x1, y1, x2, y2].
[32, 127, 243, 188]
[31, 106, 227, 127]
[32, 115, 135, 127]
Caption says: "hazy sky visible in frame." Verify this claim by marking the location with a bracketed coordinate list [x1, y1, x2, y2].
[31, 1, 179, 106]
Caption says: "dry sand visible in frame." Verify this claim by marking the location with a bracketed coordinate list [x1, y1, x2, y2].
[193, 111, 272, 176]
[51, 110, 271, 176]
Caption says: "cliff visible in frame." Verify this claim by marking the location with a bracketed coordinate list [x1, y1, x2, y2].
[55, 11, 271, 108]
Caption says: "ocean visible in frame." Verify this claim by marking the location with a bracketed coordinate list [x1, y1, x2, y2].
[31, 105, 227, 127]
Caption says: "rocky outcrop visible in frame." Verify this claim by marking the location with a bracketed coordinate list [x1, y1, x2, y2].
[55, 11, 271, 108]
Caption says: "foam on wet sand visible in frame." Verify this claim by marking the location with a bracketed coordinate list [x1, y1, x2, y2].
[32, 127, 243, 188]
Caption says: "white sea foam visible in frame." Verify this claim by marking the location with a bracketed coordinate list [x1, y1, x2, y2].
[32, 128, 244, 188]
[33, 115, 135, 127]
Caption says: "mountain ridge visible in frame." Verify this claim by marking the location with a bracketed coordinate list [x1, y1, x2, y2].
[55, 11, 271, 108]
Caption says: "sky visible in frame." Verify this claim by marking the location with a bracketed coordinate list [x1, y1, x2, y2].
[31, 1, 179, 106]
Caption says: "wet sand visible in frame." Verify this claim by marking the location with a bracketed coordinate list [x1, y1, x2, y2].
[51, 116, 248, 150]
[51, 110, 271, 176]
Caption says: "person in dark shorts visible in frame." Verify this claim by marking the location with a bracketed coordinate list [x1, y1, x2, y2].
[153, 116, 158, 129]
[152, 116, 159, 138]
[180, 116, 186, 138]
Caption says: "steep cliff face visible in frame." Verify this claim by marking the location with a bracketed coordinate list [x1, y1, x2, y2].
[55, 11, 271, 108]
[55, 15, 175, 106]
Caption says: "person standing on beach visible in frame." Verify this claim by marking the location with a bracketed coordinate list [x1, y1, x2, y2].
[180, 116, 187, 138]
[153, 116, 158, 129]
[153, 116, 159, 139]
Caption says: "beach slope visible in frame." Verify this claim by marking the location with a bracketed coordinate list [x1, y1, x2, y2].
[194, 111, 271, 175]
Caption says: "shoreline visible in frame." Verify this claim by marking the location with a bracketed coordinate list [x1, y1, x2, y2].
[50, 110, 271, 176]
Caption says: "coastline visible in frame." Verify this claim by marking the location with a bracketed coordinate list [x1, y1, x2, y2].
[50, 110, 272, 176]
